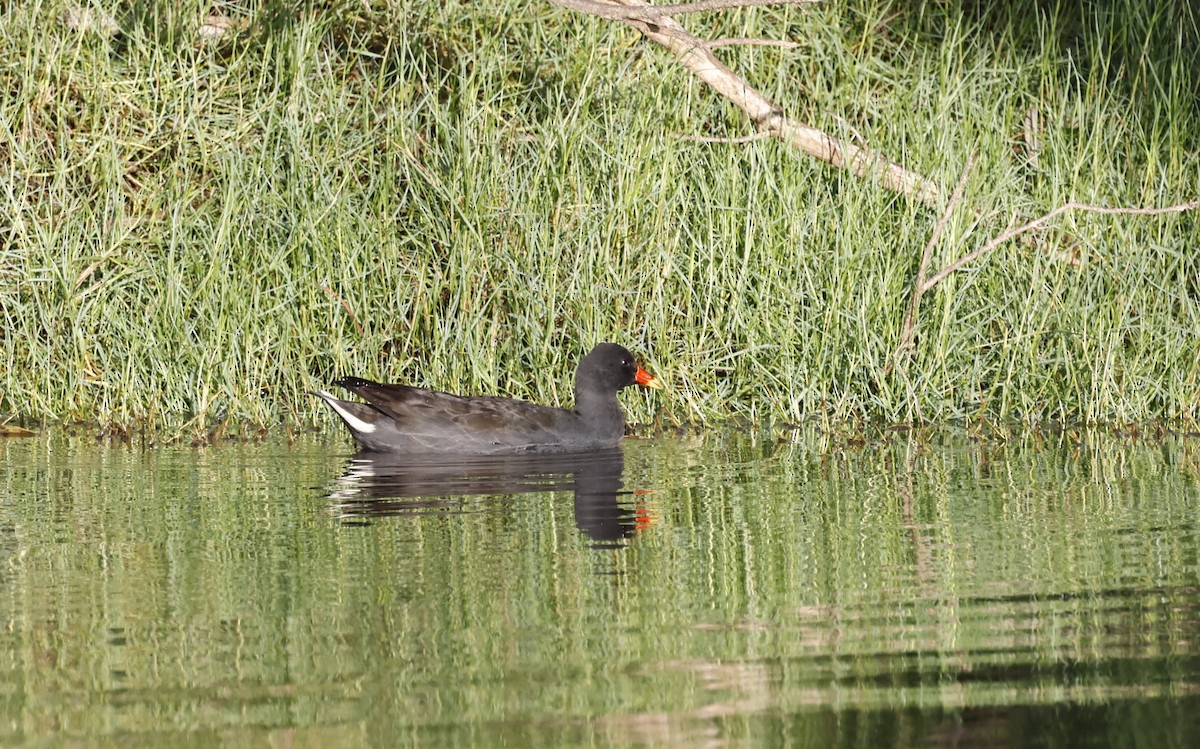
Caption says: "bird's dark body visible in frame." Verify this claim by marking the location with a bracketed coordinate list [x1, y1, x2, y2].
[313, 343, 659, 455]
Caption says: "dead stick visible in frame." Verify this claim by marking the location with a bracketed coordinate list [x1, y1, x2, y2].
[707, 38, 803, 49]
[892, 196, 1200, 373]
[677, 132, 774, 143]
[552, 0, 821, 21]
[920, 199, 1200, 292]
[548, 0, 943, 206]
[892, 155, 976, 365]
[320, 285, 365, 337]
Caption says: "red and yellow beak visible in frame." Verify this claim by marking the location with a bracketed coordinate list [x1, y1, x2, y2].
[635, 365, 664, 390]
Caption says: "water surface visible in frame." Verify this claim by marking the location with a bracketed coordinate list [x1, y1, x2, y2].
[1, 429, 1198, 747]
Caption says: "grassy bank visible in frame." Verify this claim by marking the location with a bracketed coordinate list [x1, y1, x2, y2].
[2, 0, 1198, 437]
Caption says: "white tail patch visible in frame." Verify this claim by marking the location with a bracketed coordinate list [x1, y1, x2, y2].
[317, 390, 377, 434]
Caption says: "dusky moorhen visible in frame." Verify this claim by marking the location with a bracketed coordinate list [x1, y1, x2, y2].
[314, 343, 662, 454]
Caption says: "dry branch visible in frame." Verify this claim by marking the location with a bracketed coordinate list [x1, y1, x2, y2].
[548, 0, 944, 206]
[554, 0, 822, 21]
[707, 37, 802, 48]
[320, 284, 365, 337]
[892, 155, 977, 367]
[892, 192, 1200, 371]
[677, 132, 774, 143]
[920, 199, 1200, 292]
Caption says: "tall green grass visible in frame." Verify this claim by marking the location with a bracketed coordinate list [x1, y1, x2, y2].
[2, 0, 1198, 437]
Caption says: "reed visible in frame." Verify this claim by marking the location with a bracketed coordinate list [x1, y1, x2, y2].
[2, 0, 1197, 438]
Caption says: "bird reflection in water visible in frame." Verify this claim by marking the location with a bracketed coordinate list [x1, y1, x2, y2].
[325, 448, 649, 547]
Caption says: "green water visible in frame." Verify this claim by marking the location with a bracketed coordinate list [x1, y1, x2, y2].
[1, 430, 1198, 747]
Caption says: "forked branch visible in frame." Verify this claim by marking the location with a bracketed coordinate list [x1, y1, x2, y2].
[893, 186, 1200, 367]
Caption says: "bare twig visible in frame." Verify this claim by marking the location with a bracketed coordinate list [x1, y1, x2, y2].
[892, 155, 976, 366]
[551, 0, 821, 21]
[828, 113, 866, 148]
[320, 285, 365, 337]
[892, 194, 1200, 373]
[1020, 107, 1042, 170]
[677, 131, 774, 143]
[548, 0, 943, 206]
[707, 37, 802, 48]
[920, 199, 1200, 292]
